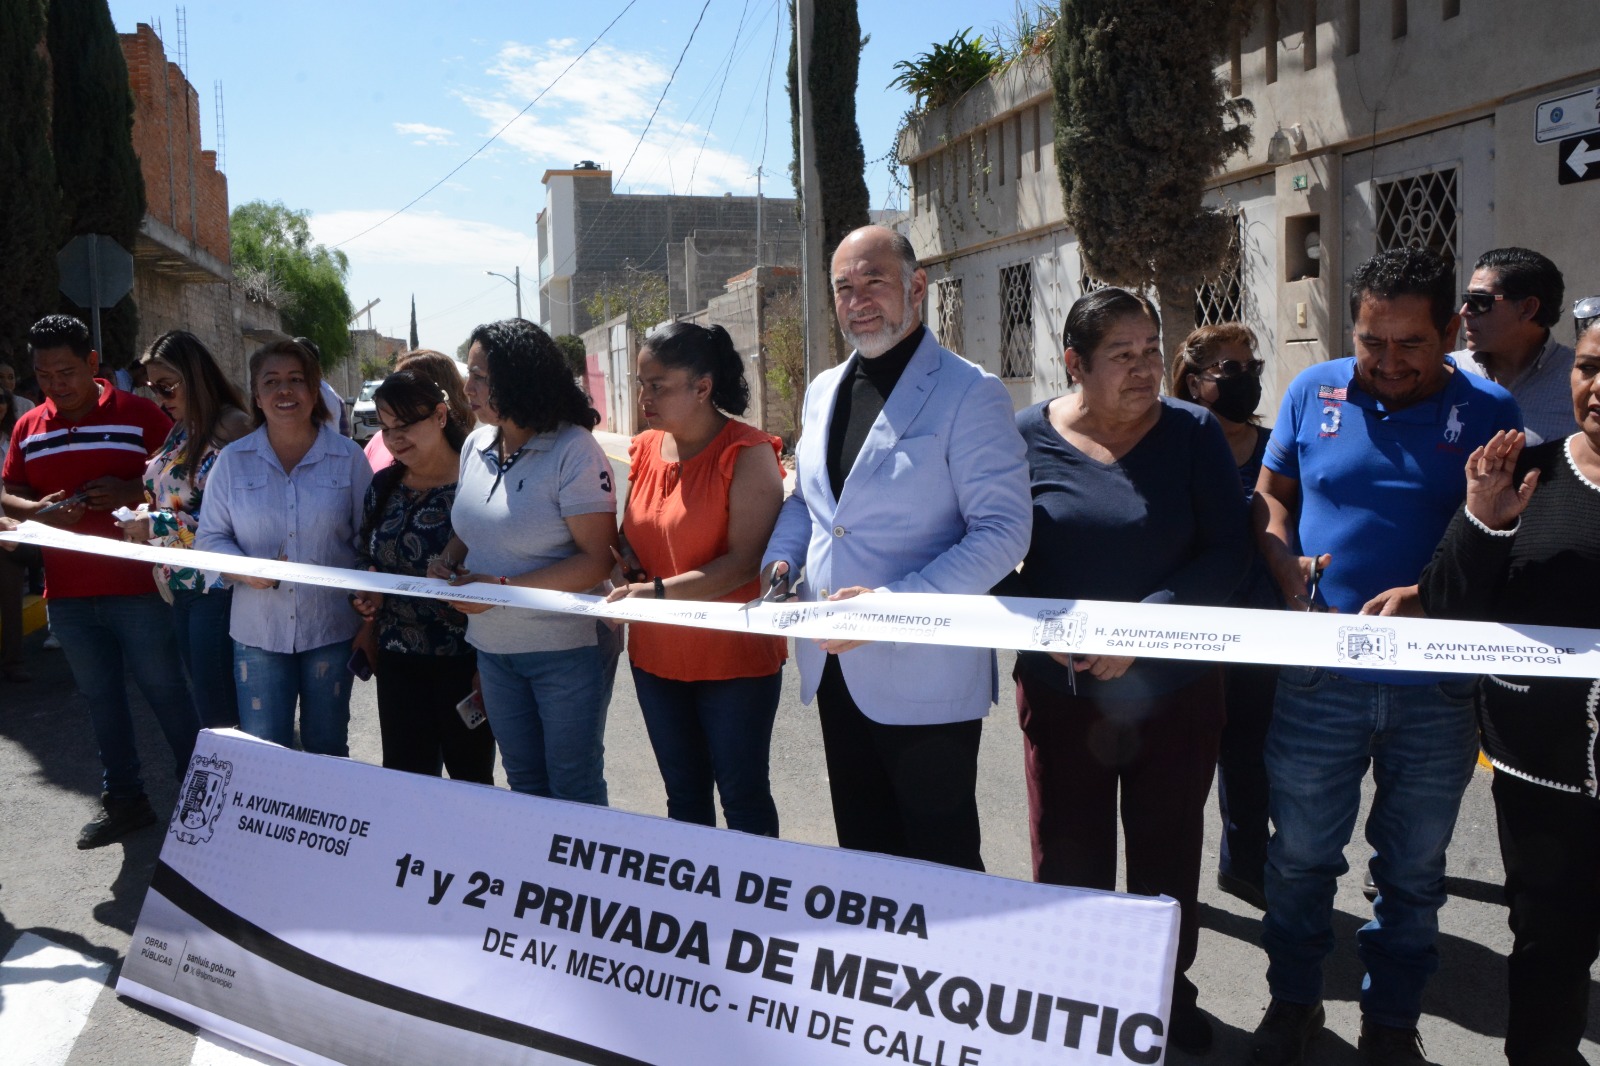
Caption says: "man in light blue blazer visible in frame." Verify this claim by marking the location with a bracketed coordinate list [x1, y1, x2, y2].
[760, 225, 1031, 871]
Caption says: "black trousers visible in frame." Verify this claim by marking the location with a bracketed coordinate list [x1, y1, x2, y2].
[1216, 662, 1278, 885]
[815, 654, 984, 871]
[1493, 770, 1600, 1066]
[375, 649, 495, 785]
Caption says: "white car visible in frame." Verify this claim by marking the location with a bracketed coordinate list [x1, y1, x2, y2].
[350, 379, 385, 442]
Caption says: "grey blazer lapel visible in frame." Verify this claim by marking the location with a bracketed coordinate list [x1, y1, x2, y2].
[840, 335, 941, 498]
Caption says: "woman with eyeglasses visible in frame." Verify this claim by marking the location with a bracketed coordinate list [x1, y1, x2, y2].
[363, 349, 475, 472]
[1420, 315, 1600, 1066]
[349, 369, 493, 783]
[196, 339, 373, 755]
[114, 331, 252, 724]
[1005, 288, 1249, 1055]
[426, 319, 618, 804]
[603, 322, 787, 835]
[1170, 323, 1280, 914]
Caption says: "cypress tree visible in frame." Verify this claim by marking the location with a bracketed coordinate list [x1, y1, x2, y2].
[786, 0, 871, 366]
[1052, 0, 1253, 362]
[0, 0, 61, 367]
[786, 0, 870, 256]
[47, 0, 146, 367]
[409, 295, 419, 351]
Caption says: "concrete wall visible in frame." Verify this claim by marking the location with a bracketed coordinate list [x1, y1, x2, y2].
[539, 168, 801, 338]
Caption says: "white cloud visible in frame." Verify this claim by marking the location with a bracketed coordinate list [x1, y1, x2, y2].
[457, 39, 761, 196]
[307, 210, 532, 268]
[393, 121, 455, 146]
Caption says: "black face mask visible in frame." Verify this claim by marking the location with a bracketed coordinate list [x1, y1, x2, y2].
[1203, 372, 1262, 423]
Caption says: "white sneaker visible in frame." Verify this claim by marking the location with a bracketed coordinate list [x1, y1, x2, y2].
[42, 631, 61, 650]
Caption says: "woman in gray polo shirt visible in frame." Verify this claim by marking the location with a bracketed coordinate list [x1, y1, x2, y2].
[428, 319, 618, 804]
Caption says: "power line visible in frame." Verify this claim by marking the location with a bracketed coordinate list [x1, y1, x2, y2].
[615, 0, 714, 187]
[329, 0, 641, 250]
[687, 0, 753, 194]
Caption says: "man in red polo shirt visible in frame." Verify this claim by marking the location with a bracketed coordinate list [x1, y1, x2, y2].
[1, 315, 199, 848]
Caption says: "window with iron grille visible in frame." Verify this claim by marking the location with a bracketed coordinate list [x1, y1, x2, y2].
[1195, 215, 1246, 326]
[935, 278, 965, 355]
[1375, 166, 1460, 280]
[1000, 263, 1034, 379]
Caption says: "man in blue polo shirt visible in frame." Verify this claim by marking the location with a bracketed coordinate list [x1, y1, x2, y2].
[1247, 249, 1521, 1066]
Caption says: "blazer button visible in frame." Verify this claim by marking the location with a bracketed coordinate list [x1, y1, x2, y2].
[819, 588, 830, 599]
[832, 525, 846, 537]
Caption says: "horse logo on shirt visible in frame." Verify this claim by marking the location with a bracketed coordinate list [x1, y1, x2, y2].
[1444, 403, 1468, 444]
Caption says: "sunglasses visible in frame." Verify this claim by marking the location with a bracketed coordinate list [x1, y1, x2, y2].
[1575, 296, 1600, 322]
[151, 380, 181, 398]
[1198, 358, 1264, 380]
[1460, 291, 1513, 315]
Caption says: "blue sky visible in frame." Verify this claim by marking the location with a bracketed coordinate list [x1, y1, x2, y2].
[105, 1, 1019, 355]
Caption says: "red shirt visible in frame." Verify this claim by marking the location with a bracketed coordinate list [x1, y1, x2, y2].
[2, 380, 173, 598]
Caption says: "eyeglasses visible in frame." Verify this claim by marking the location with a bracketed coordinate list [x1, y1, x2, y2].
[1197, 358, 1264, 381]
[1575, 297, 1600, 323]
[150, 380, 181, 398]
[1460, 291, 1511, 316]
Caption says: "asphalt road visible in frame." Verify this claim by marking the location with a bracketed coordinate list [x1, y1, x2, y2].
[0, 442, 1594, 1065]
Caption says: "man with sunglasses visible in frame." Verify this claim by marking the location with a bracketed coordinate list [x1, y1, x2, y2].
[1249, 249, 1522, 1066]
[1452, 246, 1574, 445]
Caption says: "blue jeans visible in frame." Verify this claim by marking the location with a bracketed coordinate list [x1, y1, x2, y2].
[1262, 665, 1479, 1028]
[170, 587, 239, 728]
[48, 594, 201, 800]
[234, 640, 354, 757]
[477, 644, 607, 804]
[632, 666, 782, 835]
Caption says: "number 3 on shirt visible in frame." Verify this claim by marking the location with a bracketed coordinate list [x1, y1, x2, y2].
[599, 469, 613, 494]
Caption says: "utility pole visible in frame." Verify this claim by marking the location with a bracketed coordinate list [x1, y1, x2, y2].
[794, 0, 831, 384]
[485, 267, 522, 319]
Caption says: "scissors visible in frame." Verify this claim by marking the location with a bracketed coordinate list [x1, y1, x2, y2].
[1293, 557, 1328, 612]
[741, 566, 804, 611]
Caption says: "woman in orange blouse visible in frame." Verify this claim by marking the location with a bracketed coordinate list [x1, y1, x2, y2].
[606, 322, 786, 835]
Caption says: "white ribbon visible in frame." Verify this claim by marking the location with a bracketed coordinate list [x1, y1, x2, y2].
[5, 520, 1598, 679]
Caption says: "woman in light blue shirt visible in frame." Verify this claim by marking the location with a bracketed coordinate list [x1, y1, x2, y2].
[197, 339, 372, 755]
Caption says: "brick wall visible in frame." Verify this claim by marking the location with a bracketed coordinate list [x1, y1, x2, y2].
[121, 24, 229, 266]
[134, 273, 276, 393]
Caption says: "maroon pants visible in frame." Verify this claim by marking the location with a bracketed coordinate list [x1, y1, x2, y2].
[1016, 667, 1225, 1003]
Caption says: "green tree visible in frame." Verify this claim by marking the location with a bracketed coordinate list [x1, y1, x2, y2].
[582, 271, 669, 335]
[554, 334, 588, 379]
[47, 0, 146, 367]
[761, 287, 806, 447]
[409, 294, 419, 350]
[231, 200, 354, 367]
[0, 0, 61, 366]
[1052, 0, 1253, 364]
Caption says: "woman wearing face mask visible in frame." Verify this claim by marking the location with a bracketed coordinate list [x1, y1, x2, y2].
[1171, 323, 1278, 912]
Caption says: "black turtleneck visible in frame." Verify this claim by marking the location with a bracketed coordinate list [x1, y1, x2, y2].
[826, 324, 925, 499]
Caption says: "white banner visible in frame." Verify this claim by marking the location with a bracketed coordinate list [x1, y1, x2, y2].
[6, 521, 1598, 679]
[118, 731, 1181, 1066]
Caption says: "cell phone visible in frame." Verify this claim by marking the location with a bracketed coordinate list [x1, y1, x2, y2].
[455, 691, 487, 730]
[345, 647, 373, 682]
[35, 491, 90, 516]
